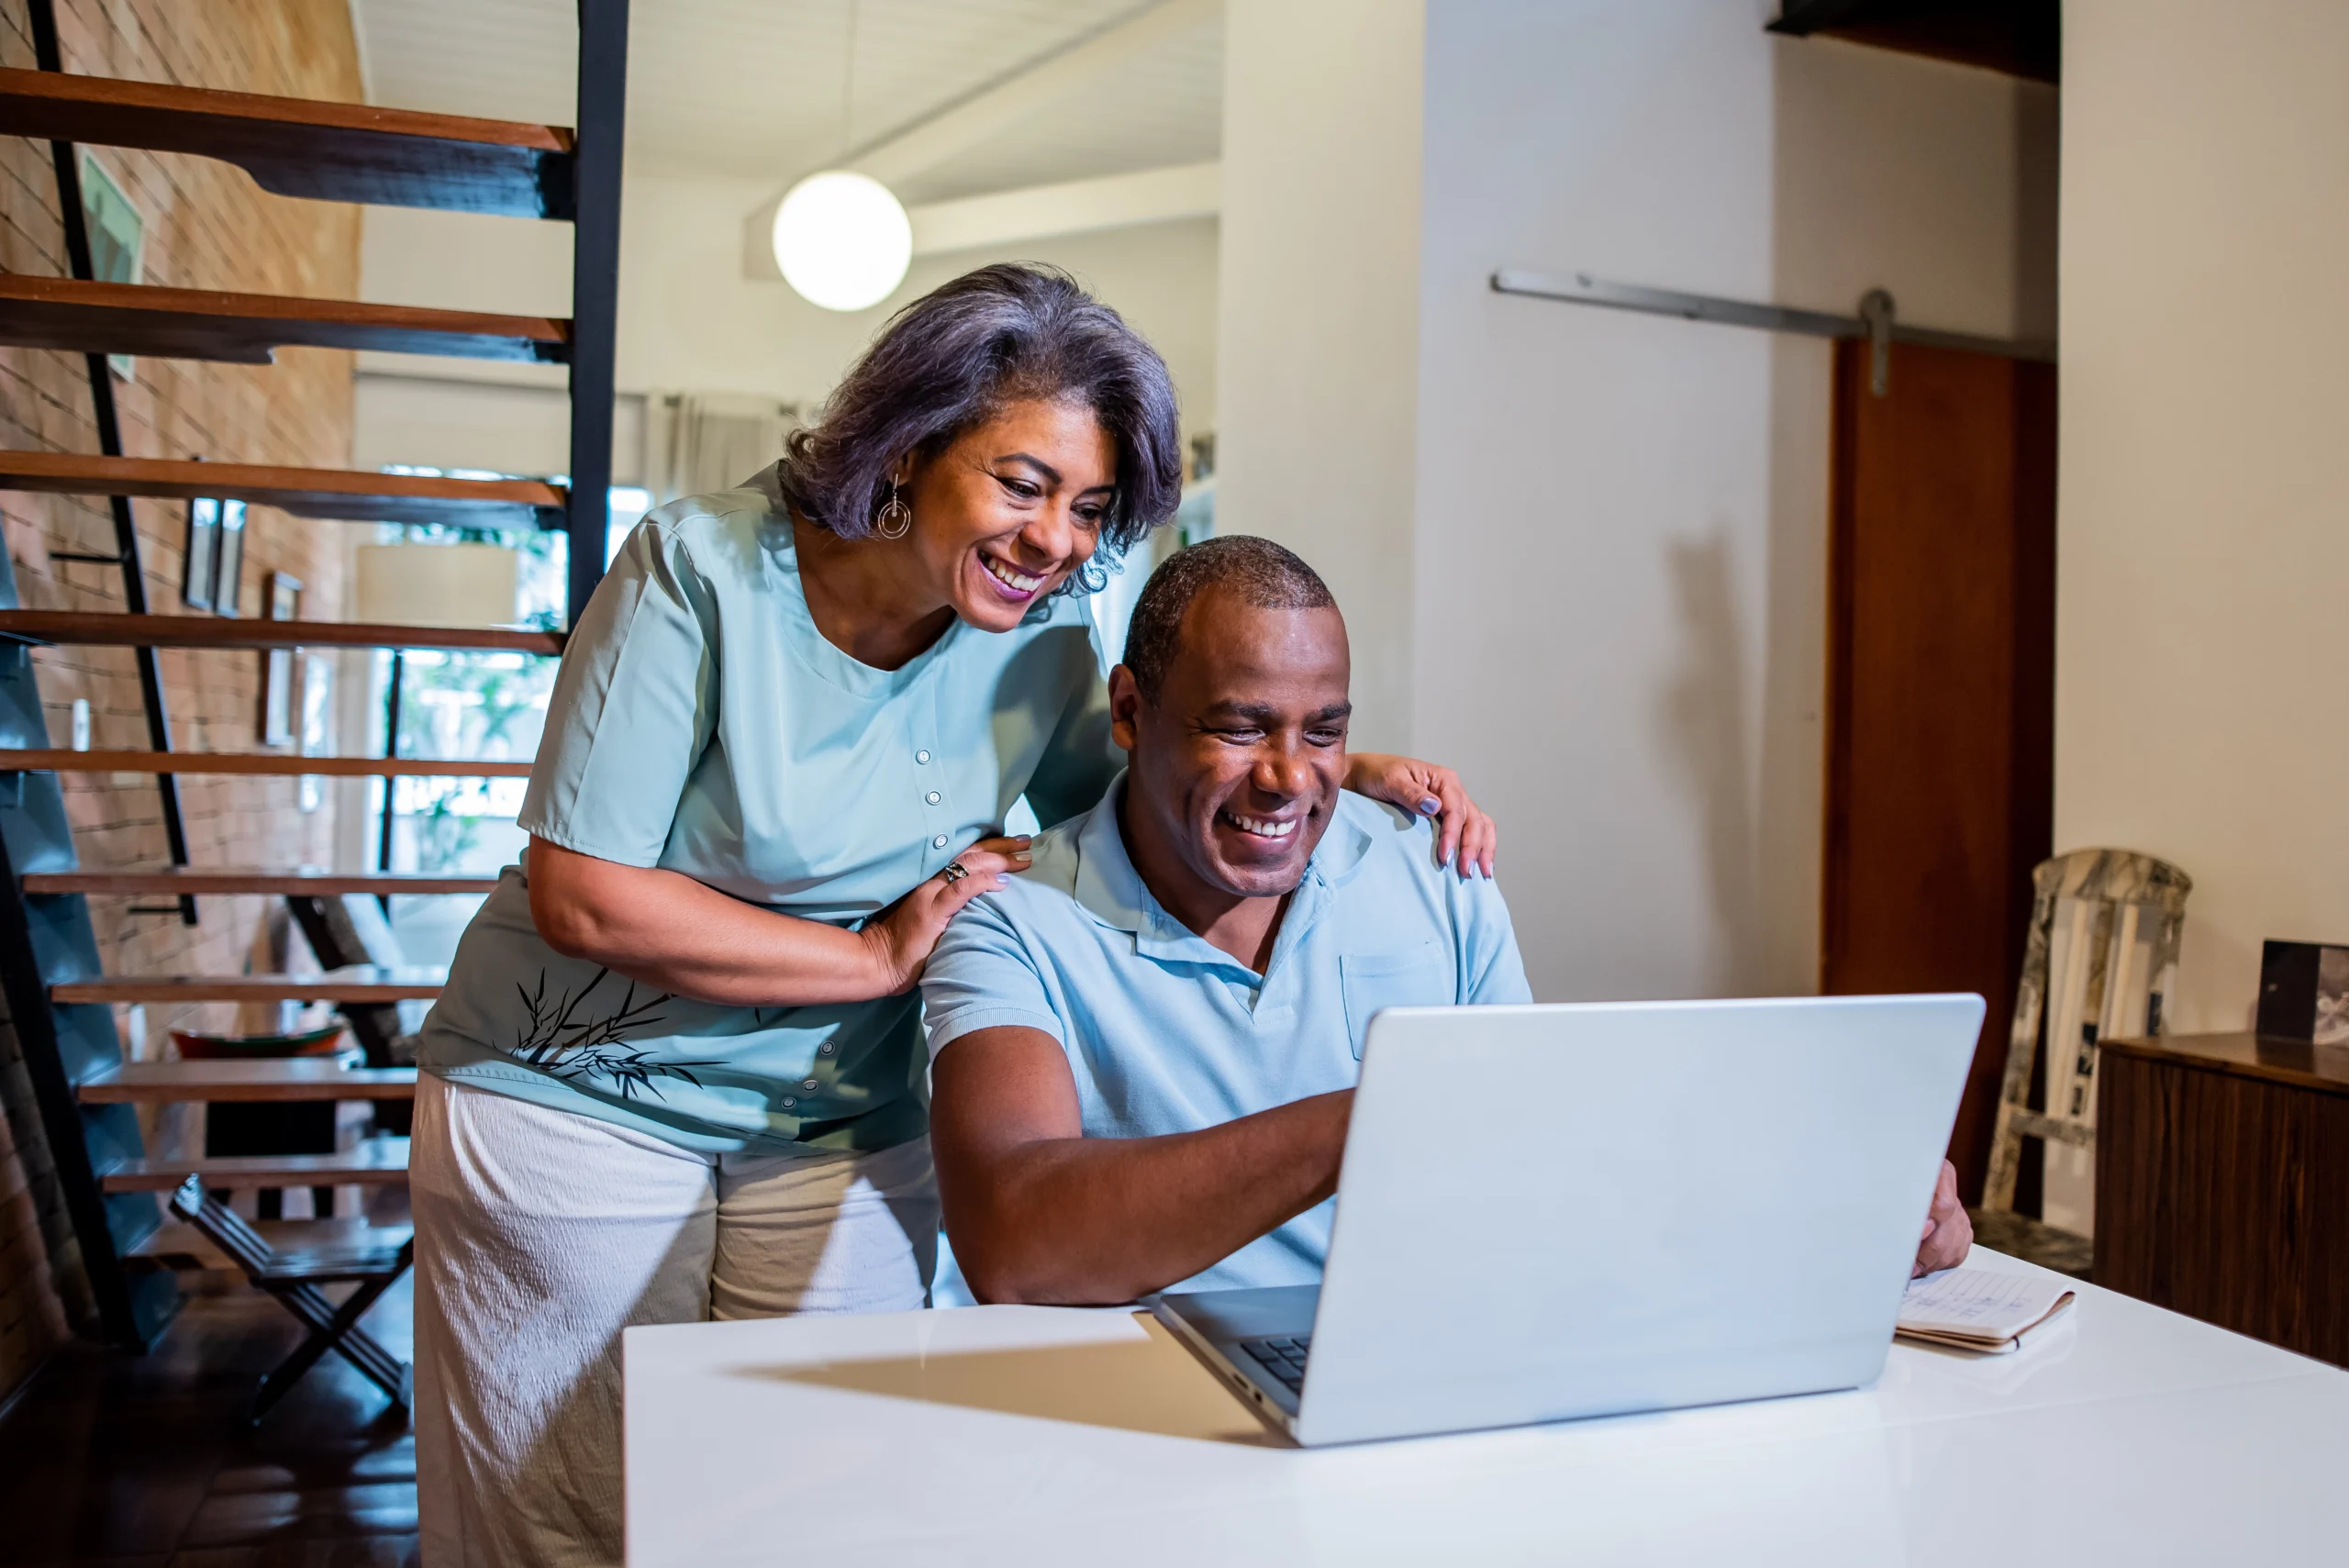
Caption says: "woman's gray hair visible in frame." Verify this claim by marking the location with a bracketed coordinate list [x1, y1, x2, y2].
[776, 263, 1184, 585]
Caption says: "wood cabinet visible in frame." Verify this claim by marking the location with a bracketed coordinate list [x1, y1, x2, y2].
[2095, 1031, 2349, 1366]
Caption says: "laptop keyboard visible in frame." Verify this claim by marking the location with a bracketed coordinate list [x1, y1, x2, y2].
[1240, 1335, 1311, 1393]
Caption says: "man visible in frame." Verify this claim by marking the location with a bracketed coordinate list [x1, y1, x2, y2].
[921, 536, 1970, 1304]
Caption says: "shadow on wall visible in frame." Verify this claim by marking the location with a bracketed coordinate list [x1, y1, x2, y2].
[1659, 528, 1759, 996]
[1754, 335, 1833, 1000]
[1655, 477, 1831, 1003]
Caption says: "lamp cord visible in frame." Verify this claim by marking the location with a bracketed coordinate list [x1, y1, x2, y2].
[841, 0, 860, 156]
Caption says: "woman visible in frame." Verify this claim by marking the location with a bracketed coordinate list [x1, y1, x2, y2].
[409, 263, 1496, 1568]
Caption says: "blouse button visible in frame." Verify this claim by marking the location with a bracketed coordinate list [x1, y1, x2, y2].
[931, 834, 949, 849]
[916, 749, 931, 764]
[782, 1096, 797, 1109]
[818, 1041, 835, 1055]
[925, 791, 941, 806]
[802, 1077, 819, 1091]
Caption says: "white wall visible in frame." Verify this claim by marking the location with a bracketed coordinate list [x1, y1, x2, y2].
[1219, 0, 2055, 1002]
[357, 164, 1219, 478]
[2057, 1, 2349, 1031]
[1214, 0, 1427, 752]
[354, 376, 647, 486]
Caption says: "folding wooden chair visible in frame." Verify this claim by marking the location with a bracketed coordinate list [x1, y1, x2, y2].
[1980, 849, 2192, 1245]
[169, 1174, 415, 1420]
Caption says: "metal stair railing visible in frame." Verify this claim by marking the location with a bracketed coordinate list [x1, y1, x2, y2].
[0, 0, 625, 1351]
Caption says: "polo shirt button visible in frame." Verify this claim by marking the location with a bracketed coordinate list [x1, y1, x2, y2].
[916, 749, 931, 764]
[931, 834, 949, 849]
[782, 1096, 796, 1109]
[925, 791, 941, 805]
[802, 1077, 819, 1091]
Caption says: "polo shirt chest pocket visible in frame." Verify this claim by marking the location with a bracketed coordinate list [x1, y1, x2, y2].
[1340, 945, 1456, 1061]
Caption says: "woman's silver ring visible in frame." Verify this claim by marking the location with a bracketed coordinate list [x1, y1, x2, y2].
[941, 861, 971, 886]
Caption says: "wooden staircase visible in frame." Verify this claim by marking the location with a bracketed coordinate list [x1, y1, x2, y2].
[0, 65, 579, 216]
[98, 1137, 413, 1193]
[5, 751, 536, 777]
[0, 450, 564, 527]
[0, 0, 627, 1350]
[0, 274, 572, 365]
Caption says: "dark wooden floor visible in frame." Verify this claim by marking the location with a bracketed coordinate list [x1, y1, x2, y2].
[1968, 1207, 2094, 1279]
[0, 1271, 417, 1567]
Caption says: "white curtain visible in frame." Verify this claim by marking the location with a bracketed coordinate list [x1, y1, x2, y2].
[651, 392, 802, 504]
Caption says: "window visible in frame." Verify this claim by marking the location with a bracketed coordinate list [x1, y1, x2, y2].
[608, 485, 652, 564]
[79, 153, 142, 379]
[366, 475, 648, 960]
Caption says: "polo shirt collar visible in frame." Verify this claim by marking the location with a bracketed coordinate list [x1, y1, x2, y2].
[1072, 774, 1157, 936]
[1072, 772, 1378, 958]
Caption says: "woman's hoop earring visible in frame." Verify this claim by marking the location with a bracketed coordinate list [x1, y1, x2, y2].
[875, 482, 913, 540]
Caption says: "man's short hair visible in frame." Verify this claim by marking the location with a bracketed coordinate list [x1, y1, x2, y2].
[1121, 535, 1337, 699]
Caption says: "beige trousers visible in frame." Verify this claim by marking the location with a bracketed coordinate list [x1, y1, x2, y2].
[410, 1074, 937, 1568]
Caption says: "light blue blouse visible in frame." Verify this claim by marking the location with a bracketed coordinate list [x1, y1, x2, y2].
[414, 468, 1117, 1154]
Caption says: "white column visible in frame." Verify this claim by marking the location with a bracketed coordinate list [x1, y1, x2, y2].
[1215, 0, 2051, 1004]
[1214, 0, 1428, 753]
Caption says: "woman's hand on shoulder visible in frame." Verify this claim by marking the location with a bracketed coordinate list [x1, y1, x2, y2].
[1342, 753, 1497, 880]
[859, 835, 1034, 994]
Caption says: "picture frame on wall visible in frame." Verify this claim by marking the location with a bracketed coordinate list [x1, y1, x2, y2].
[260, 572, 301, 746]
[213, 499, 246, 616]
[181, 498, 219, 609]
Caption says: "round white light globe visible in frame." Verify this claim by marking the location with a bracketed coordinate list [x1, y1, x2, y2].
[771, 171, 912, 313]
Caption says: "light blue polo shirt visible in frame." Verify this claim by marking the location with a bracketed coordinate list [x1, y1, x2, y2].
[921, 776, 1531, 1293]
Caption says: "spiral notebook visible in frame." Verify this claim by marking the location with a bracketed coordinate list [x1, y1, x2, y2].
[1896, 1266, 2076, 1354]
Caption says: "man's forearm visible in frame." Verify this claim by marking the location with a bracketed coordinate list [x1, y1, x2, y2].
[945, 1090, 1352, 1306]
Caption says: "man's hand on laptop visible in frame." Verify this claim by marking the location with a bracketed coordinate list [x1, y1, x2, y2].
[1912, 1159, 1972, 1277]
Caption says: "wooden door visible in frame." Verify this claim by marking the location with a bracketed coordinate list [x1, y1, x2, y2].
[1822, 339, 2055, 1203]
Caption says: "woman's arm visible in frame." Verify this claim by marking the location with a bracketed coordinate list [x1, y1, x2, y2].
[527, 834, 1028, 1007]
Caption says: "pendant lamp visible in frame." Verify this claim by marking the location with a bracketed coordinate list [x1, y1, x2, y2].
[773, 0, 910, 312]
[772, 170, 911, 312]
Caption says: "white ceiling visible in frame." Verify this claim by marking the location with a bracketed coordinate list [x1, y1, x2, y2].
[350, 0, 1224, 201]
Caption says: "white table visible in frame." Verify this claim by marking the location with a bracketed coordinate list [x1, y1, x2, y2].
[624, 1248, 2349, 1565]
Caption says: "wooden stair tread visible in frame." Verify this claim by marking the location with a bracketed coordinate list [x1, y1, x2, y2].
[254, 1238, 413, 1284]
[23, 866, 500, 895]
[4, 750, 533, 778]
[0, 66, 573, 218]
[0, 609, 564, 654]
[77, 1056, 421, 1101]
[58, 966, 445, 1007]
[0, 275, 569, 366]
[0, 451, 562, 528]
[100, 1139, 411, 1192]
[129, 1216, 413, 1275]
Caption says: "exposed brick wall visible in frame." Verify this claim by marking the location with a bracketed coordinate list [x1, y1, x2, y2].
[0, 0, 363, 1398]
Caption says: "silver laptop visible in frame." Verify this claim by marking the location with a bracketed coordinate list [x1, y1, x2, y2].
[1151, 994, 1983, 1446]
